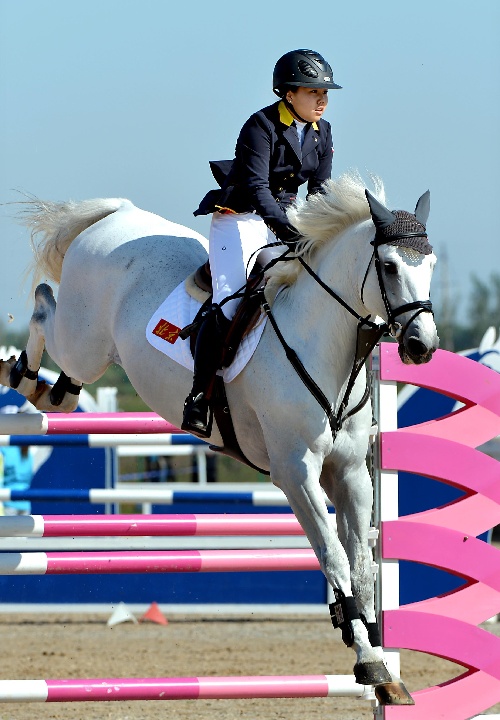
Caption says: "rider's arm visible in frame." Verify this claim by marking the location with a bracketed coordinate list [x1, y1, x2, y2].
[233, 112, 301, 244]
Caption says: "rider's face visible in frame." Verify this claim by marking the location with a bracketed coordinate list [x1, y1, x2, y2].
[286, 87, 329, 123]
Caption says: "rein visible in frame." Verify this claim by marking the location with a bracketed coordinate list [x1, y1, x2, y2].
[260, 232, 434, 442]
[261, 294, 385, 439]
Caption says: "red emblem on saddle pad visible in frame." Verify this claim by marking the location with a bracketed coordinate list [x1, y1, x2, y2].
[152, 318, 181, 344]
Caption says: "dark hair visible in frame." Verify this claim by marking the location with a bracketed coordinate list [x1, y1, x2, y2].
[276, 84, 299, 99]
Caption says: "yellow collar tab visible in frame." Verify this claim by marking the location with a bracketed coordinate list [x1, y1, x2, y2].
[278, 100, 319, 131]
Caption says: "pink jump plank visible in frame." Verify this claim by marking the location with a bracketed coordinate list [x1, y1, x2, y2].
[46, 412, 180, 435]
[402, 583, 500, 626]
[396, 405, 500, 447]
[381, 432, 500, 499]
[393, 494, 500, 539]
[379, 345, 500, 415]
[382, 521, 500, 590]
[384, 669, 500, 720]
[45, 675, 332, 701]
[45, 549, 320, 574]
[384, 610, 500, 682]
[40, 514, 304, 538]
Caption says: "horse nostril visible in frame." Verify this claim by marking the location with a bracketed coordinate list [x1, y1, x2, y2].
[406, 337, 427, 357]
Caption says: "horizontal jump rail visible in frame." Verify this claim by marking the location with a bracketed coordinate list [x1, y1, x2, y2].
[0, 488, 296, 505]
[0, 675, 372, 702]
[0, 433, 204, 447]
[0, 412, 180, 436]
[0, 513, 306, 537]
[0, 549, 322, 574]
[0, 513, 378, 544]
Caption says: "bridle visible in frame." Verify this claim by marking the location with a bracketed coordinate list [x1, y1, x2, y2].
[361, 230, 434, 340]
[260, 230, 434, 441]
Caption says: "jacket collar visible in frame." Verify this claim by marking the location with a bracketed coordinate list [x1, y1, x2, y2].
[278, 101, 319, 131]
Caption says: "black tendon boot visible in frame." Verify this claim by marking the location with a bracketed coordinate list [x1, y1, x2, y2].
[181, 306, 230, 438]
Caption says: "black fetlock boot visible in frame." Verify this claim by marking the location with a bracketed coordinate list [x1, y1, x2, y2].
[181, 306, 230, 439]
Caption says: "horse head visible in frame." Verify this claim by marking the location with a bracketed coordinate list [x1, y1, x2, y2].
[364, 190, 439, 365]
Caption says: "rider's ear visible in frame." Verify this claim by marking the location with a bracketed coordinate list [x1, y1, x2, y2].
[364, 190, 396, 230]
[414, 190, 430, 227]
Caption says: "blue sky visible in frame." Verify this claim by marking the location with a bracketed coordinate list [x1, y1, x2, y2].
[1, 0, 499, 330]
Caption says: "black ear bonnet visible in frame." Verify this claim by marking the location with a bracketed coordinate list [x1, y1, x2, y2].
[365, 189, 433, 256]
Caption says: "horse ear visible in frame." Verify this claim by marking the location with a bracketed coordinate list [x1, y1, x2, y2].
[415, 190, 430, 226]
[365, 189, 396, 230]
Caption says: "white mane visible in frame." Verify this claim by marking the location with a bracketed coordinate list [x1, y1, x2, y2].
[267, 171, 385, 288]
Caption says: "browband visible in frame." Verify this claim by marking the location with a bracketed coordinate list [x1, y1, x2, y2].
[371, 231, 428, 247]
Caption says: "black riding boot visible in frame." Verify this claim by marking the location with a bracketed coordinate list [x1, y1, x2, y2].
[181, 306, 230, 439]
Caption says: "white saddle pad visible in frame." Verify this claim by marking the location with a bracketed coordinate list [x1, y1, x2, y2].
[146, 280, 266, 383]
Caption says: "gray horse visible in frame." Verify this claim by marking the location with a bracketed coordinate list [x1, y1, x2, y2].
[0, 172, 438, 704]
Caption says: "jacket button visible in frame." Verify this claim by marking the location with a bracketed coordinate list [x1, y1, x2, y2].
[290, 173, 294, 177]
[278, 187, 283, 192]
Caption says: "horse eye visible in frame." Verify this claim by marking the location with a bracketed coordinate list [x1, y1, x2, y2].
[383, 261, 398, 275]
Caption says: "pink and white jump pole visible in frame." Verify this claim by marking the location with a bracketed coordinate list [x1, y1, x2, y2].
[0, 513, 306, 538]
[0, 675, 372, 702]
[0, 548, 320, 574]
[0, 412, 179, 436]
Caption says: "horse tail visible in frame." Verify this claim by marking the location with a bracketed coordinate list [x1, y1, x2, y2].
[21, 197, 126, 287]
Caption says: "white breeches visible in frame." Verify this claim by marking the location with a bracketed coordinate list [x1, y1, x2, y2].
[208, 212, 286, 319]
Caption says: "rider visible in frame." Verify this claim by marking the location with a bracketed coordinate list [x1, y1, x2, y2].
[182, 49, 342, 438]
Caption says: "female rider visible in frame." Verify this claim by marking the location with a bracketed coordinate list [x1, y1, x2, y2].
[182, 49, 342, 438]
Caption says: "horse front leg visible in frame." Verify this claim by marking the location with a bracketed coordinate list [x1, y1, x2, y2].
[272, 453, 391, 684]
[0, 284, 82, 412]
[322, 460, 414, 705]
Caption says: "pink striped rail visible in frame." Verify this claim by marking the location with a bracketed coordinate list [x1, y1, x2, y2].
[0, 513, 305, 538]
[46, 412, 180, 435]
[0, 412, 181, 436]
[0, 675, 371, 702]
[0, 549, 320, 574]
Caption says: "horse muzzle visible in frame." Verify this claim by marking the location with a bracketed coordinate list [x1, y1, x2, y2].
[389, 301, 438, 366]
[398, 335, 437, 365]
[397, 318, 439, 364]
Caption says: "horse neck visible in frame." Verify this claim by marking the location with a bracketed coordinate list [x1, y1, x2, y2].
[277, 224, 370, 389]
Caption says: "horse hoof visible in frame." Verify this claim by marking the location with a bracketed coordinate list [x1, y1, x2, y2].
[354, 660, 391, 685]
[374, 680, 415, 705]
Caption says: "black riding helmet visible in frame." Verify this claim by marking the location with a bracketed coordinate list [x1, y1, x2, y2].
[273, 49, 342, 97]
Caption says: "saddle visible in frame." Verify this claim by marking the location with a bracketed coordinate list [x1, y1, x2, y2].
[182, 261, 269, 475]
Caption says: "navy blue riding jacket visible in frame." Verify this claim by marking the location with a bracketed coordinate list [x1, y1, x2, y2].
[194, 100, 333, 243]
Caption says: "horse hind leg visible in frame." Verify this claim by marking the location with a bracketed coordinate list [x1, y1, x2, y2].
[4, 283, 48, 395]
[0, 283, 82, 412]
[0, 290, 47, 398]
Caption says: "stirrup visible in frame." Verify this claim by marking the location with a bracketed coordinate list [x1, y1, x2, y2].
[181, 393, 213, 439]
